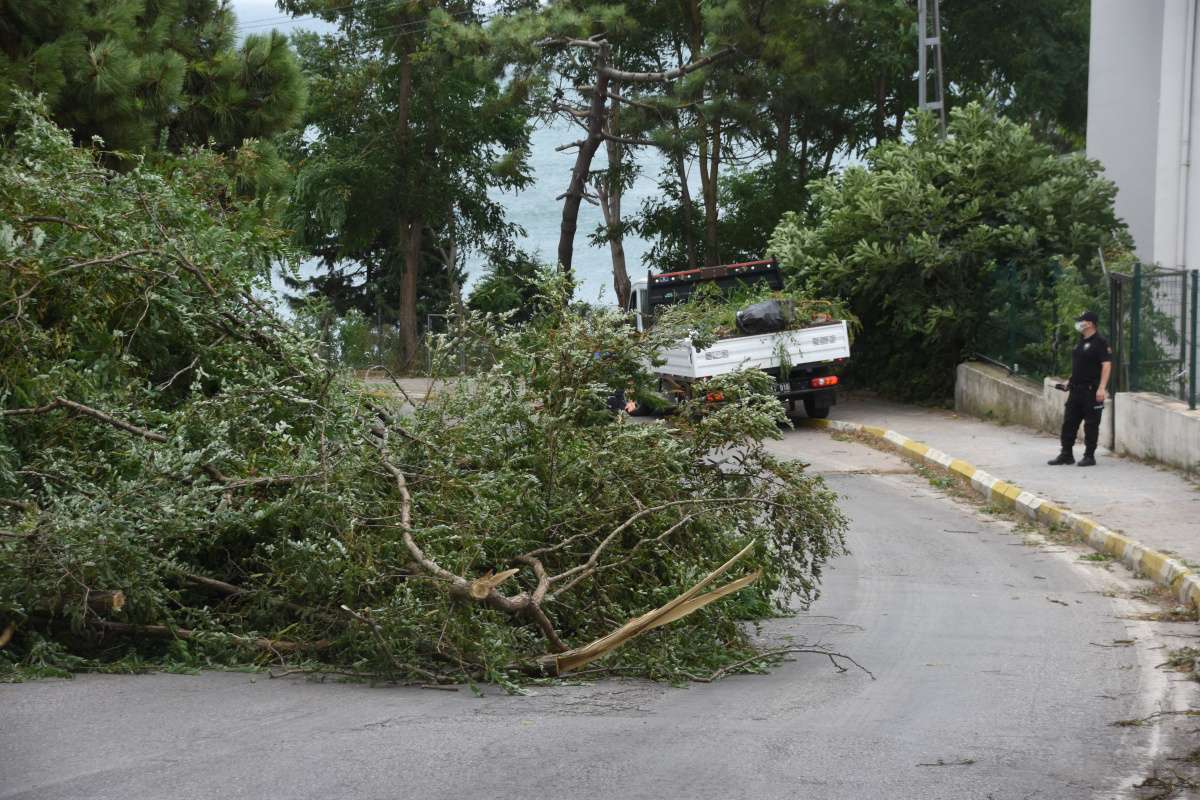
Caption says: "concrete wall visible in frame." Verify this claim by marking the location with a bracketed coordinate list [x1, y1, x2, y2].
[956, 363, 1200, 471]
[1113, 392, 1200, 471]
[955, 363, 1114, 449]
[1087, 0, 1165, 262]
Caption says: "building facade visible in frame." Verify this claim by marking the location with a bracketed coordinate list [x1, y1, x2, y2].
[1088, 0, 1200, 270]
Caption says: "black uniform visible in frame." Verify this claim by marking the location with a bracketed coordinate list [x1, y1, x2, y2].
[1060, 332, 1111, 457]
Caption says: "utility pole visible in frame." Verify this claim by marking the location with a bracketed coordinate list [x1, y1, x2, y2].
[917, 0, 947, 135]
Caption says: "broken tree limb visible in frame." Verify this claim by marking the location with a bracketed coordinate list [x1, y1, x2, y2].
[0, 623, 14, 648]
[468, 568, 519, 600]
[695, 646, 875, 683]
[90, 619, 331, 654]
[535, 541, 761, 676]
[0, 398, 168, 442]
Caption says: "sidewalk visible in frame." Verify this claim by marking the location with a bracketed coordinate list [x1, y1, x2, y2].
[833, 393, 1200, 569]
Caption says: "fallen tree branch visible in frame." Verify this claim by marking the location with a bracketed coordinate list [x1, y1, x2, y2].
[693, 646, 876, 683]
[1, 398, 168, 442]
[90, 619, 331, 654]
[532, 542, 762, 676]
[340, 604, 449, 682]
[548, 513, 695, 600]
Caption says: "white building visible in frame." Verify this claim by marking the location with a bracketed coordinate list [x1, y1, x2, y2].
[1088, 0, 1200, 270]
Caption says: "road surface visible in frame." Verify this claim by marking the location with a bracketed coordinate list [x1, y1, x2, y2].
[1, 427, 1193, 800]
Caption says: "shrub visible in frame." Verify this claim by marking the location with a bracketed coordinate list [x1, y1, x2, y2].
[768, 104, 1131, 400]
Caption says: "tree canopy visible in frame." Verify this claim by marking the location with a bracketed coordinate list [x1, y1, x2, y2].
[0, 0, 307, 156]
[281, 1, 534, 364]
[768, 105, 1129, 400]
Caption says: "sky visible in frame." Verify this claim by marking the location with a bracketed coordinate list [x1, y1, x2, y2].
[228, 0, 692, 307]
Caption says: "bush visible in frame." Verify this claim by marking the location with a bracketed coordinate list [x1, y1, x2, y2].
[768, 104, 1131, 400]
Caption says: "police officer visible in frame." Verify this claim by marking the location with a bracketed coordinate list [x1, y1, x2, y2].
[1048, 310, 1112, 467]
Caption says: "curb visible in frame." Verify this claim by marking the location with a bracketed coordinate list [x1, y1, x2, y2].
[801, 418, 1200, 609]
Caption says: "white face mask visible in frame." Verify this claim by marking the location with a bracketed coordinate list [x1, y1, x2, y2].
[1074, 320, 1087, 333]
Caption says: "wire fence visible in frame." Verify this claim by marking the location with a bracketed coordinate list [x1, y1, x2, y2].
[1110, 265, 1198, 408]
[977, 263, 1198, 410]
[975, 262, 1072, 383]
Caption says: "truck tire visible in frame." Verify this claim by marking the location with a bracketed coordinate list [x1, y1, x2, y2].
[803, 396, 831, 419]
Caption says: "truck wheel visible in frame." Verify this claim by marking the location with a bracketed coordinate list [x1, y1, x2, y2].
[803, 397, 831, 419]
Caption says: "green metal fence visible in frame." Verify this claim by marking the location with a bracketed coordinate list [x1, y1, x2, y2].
[977, 263, 1198, 410]
[1110, 266, 1198, 409]
[976, 262, 1073, 383]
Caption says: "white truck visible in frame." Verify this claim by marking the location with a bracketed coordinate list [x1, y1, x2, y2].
[627, 259, 851, 418]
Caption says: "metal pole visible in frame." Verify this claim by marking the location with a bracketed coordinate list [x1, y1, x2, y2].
[1130, 263, 1142, 391]
[917, 0, 928, 110]
[931, 0, 947, 132]
[1108, 274, 1118, 392]
[1183, 271, 1191, 399]
[1191, 269, 1198, 409]
[1007, 262, 1016, 369]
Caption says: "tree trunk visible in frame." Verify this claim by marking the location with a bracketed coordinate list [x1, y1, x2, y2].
[774, 109, 792, 170]
[701, 115, 721, 265]
[670, 43, 698, 270]
[673, 142, 699, 270]
[683, 1, 720, 266]
[874, 74, 886, 145]
[600, 84, 631, 308]
[557, 44, 611, 279]
[398, 219, 422, 367]
[798, 129, 809, 185]
[394, 37, 418, 365]
[597, 182, 630, 308]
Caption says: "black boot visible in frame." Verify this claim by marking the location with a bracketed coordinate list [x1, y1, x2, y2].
[1048, 452, 1075, 465]
[1077, 454, 1096, 467]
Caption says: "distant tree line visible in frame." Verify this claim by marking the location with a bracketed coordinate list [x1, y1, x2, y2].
[1, 0, 1093, 368]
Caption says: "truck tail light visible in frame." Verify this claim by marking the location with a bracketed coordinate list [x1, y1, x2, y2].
[705, 391, 725, 403]
[810, 376, 839, 388]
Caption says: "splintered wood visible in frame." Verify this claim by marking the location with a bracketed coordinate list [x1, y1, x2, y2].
[537, 541, 762, 676]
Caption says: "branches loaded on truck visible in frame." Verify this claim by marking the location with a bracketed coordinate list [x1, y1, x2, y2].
[627, 259, 851, 418]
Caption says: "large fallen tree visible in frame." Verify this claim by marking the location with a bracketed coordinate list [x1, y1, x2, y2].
[0, 98, 847, 685]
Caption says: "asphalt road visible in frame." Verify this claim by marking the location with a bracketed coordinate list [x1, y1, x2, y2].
[1, 428, 1191, 800]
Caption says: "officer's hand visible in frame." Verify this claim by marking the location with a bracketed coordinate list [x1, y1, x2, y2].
[1095, 388, 1107, 403]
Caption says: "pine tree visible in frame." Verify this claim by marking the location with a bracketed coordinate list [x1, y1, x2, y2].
[0, 0, 306, 156]
[280, 1, 533, 366]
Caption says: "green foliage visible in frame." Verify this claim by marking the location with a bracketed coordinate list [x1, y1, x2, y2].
[768, 105, 1130, 400]
[466, 249, 547, 324]
[0, 0, 306, 165]
[282, 2, 533, 360]
[1, 105, 846, 685]
[654, 280, 856, 351]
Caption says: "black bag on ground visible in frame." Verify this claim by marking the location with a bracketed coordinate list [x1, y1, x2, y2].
[736, 299, 794, 335]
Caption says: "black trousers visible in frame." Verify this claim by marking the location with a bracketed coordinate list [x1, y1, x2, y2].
[1060, 386, 1103, 456]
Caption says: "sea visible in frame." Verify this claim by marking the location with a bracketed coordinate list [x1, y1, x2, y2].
[271, 118, 681, 310]
[233, 3, 683, 309]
